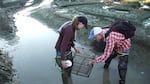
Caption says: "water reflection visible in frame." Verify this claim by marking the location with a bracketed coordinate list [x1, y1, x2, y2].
[13, 13, 61, 84]
[11, 0, 150, 84]
[103, 69, 110, 84]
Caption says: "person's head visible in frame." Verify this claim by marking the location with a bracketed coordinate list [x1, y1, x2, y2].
[88, 27, 103, 41]
[72, 16, 88, 30]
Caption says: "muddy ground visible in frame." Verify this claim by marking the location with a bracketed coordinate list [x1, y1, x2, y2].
[0, 0, 150, 83]
[30, 0, 150, 79]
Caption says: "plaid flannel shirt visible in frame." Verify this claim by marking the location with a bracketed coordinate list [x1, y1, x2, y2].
[94, 29, 131, 63]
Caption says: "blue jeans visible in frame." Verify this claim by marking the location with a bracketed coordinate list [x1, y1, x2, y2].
[56, 50, 71, 57]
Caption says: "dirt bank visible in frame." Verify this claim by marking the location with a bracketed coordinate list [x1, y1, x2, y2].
[0, 50, 19, 84]
[0, 0, 44, 83]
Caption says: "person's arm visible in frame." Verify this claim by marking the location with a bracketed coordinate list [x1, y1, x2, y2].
[60, 28, 73, 68]
[89, 34, 116, 64]
[73, 46, 80, 53]
[70, 32, 80, 53]
[60, 28, 72, 60]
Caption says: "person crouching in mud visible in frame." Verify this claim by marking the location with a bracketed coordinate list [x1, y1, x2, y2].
[55, 16, 88, 84]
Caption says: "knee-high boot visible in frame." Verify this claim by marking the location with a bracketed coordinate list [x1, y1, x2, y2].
[118, 56, 128, 84]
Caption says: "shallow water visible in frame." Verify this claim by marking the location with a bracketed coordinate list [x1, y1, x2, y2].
[13, 13, 62, 84]
[9, 0, 150, 84]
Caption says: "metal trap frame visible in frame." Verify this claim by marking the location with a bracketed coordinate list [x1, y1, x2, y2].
[71, 53, 94, 78]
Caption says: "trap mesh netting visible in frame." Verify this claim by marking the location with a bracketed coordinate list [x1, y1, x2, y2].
[71, 48, 96, 77]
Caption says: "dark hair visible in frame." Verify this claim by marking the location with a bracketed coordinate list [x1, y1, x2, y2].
[78, 16, 88, 29]
[72, 16, 88, 29]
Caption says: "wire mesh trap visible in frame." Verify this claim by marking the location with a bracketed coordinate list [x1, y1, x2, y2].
[71, 53, 94, 78]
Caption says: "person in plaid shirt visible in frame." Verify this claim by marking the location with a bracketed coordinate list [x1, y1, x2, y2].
[88, 27, 131, 84]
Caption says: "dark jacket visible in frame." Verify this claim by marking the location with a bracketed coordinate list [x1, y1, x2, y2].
[55, 24, 75, 60]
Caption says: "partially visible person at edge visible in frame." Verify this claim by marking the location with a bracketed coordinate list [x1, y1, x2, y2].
[88, 27, 131, 84]
[55, 16, 88, 84]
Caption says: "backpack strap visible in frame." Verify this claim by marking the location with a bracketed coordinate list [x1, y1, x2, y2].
[102, 26, 112, 39]
[57, 21, 72, 33]
[104, 26, 127, 41]
[105, 29, 112, 38]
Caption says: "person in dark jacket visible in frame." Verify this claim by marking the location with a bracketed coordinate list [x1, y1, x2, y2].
[55, 15, 88, 84]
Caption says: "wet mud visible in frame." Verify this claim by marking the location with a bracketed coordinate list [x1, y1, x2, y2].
[0, 0, 150, 84]
[30, 1, 150, 83]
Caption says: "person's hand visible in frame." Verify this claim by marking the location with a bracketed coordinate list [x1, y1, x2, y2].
[74, 47, 80, 54]
[88, 59, 95, 65]
[61, 60, 67, 68]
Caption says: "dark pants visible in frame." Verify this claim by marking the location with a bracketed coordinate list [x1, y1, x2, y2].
[105, 50, 118, 65]
[104, 52, 128, 84]
[55, 51, 73, 84]
[118, 56, 128, 84]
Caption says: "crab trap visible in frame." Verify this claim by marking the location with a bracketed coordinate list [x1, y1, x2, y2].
[71, 51, 95, 78]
